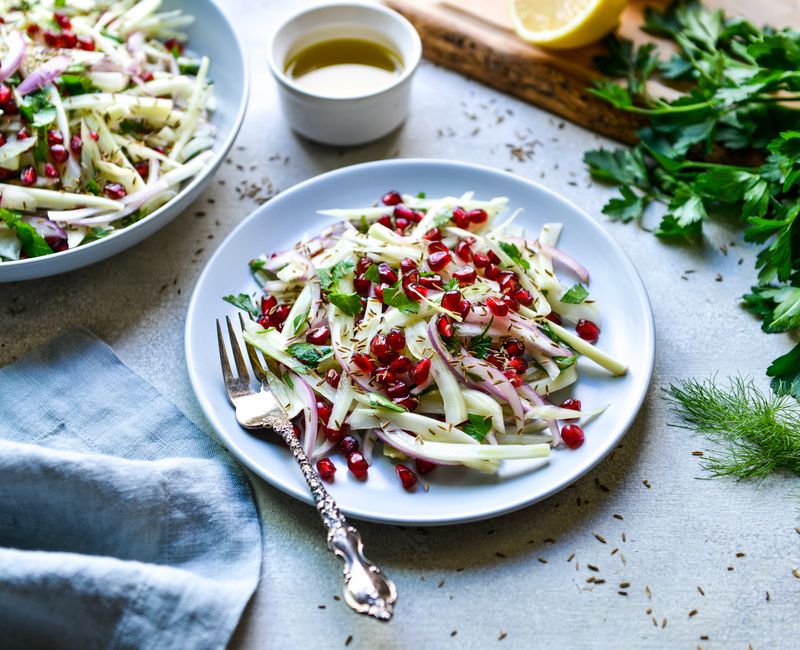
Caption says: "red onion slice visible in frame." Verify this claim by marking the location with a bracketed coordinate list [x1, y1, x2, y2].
[537, 242, 590, 283]
[17, 55, 71, 95]
[0, 31, 26, 83]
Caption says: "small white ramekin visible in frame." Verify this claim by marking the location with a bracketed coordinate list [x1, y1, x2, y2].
[268, 2, 422, 146]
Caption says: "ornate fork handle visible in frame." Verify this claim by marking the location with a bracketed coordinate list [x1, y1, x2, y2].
[262, 414, 397, 621]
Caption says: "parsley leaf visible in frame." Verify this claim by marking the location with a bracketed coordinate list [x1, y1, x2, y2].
[364, 263, 380, 282]
[560, 284, 590, 304]
[497, 241, 530, 270]
[318, 260, 355, 291]
[381, 282, 420, 314]
[463, 414, 492, 442]
[0, 209, 52, 257]
[767, 343, 800, 401]
[602, 185, 649, 222]
[222, 293, 259, 317]
[287, 342, 332, 369]
[19, 90, 56, 128]
[369, 393, 407, 412]
[328, 291, 362, 316]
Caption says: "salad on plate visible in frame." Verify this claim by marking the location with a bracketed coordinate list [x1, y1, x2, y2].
[0, 0, 215, 262]
[225, 190, 628, 491]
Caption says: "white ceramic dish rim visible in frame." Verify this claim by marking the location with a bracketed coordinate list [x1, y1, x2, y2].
[267, 1, 422, 102]
[0, 0, 250, 277]
[186, 158, 656, 526]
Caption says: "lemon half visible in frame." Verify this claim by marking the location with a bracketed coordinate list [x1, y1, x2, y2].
[508, 0, 628, 50]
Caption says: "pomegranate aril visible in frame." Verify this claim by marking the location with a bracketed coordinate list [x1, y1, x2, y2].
[325, 426, 345, 444]
[378, 214, 393, 229]
[468, 208, 488, 223]
[418, 274, 443, 290]
[576, 319, 600, 343]
[43, 29, 58, 46]
[410, 358, 431, 385]
[271, 304, 290, 325]
[560, 398, 582, 419]
[339, 435, 360, 457]
[437, 314, 454, 338]
[44, 162, 59, 178]
[415, 458, 437, 474]
[396, 464, 418, 490]
[76, 35, 95, 51]
[47, 129, 64, 145]
[428, 250, 452, 272]
[499, 273, 518, 294]
[370, 333, 396, 364]
[484, 264, 502, 280]
[352, 353, 375, 375]
[347, 452, 369, 479]
[70, 134, 82, 155]
[325, 368, 341, 388]
[26, 24, 39, 36]
[306, 325, 330, 345]
[453, 265, 477, 286]
[54, 12, 71, 29]
[20, 165, 36, 185]
[104, 182, 127, 199]
[389, 354, 411, 373]
[317, 402, 332, 424]
[400, 257, 417, 274]
[472, 251, 490, 269]
[394, 217, 409, 232]
[393, 204, 414, 221]
[486, 354, 505, 370]
[374, 367, 397, 386]
[561, 424, 585, 449]
[451, 207, 470, 229]
[423, 227, 442, 242]
[386, 381, 411, 398]
[134, 161, 150, 178]
[546, 311, 562, 325]
[353, 275, 371, 296]
[503, 338, 525, 357]
[316, 458, 336, 482]
[387, 327, 405, 352]
[381, 190, 402, 205]
[378, 262, 398, 284]
[507, 356, 528, 374]
[17, 128, 30, 140]
[459, 299, 472, 320]
[441, 290, 463, 313]
[486, 296, 509, 317]
[260, 295, 277, 314]
[455, 239, 473, 261]
[512, 288, 534, 306]
[165, 38, 185, 55]
[410, 210, 424, 223]
[503, 294, 520, 312]
[140, 70, 154, 82]
[503, 369, 522, 388]
[487, 249, 501, 264]
[427, 242, 448, 255]
[356, 256, 372, 274]
[89, 131, 99, 141]
[60, 30, 77, 48]
[49, 143, 69, 163]
[374, 284, 385, 301]
[393, 395, 419, 411]
[405, 283, 427, 301]
[0, 85, 11, 105]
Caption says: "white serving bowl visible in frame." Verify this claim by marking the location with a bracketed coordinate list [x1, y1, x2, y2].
[268, 2, 421, 146]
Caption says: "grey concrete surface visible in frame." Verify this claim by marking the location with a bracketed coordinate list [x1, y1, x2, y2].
[2, 1, 799, 648]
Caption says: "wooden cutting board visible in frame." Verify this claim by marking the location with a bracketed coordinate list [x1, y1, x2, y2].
[384, 0, 800, 144]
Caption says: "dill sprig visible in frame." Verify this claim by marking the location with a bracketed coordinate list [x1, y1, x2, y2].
[664, 377, 800, 480]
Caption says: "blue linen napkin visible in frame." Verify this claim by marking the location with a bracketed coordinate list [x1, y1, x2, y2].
[0, 328, 261, 650]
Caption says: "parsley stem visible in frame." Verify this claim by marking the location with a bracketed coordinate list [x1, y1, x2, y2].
[618, 100, 717, 115]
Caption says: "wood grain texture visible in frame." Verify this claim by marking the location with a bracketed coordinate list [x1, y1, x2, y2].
[384, 0, 800, 144]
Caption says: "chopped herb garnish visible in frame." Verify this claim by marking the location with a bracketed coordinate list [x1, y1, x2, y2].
[364, 263, 380, 283]
[369, 393, 407, 412]
[498, 241, 530, 270]
[381, 282, 420, 314]
[222, 293, 259, 317]
[287, 342, 332, 368]
[328, 291, 362, 316]
[463, 414, 492, 441]
[318, 260, 354, 291]
[560, 284, 590, 304]
[0, 209, 52, 257]
[19, 90, 56, 128]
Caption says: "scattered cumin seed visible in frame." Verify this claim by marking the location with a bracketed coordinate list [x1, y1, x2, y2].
[619, 582, 630, 588]
[652, 617, 658, 627]
[498, 630, 507, 641]
[728, 566, 734, 571]
[594, 579, 606, 584]
[692, 451, 704, 456]
[662, 617, 667, 628]
[646, 607, 652, 615]
[538, 557, 548, 564]
[567, 553, 575, 562]
[333, 595, 341, 601]
[496, 552, 507, 559]
[701, 635, 709, 640]
[438, 579, 445, 588]
[451, 630, 457, 637]
[620, 553, 627, 565]
[544, 537, 556, 544]
[698, 586, 705, 596]
[646, 586, 652, 599]
[715, 273, 723, 282]
[792, 568, 800, 579]
[736, 552, 745, 557]
[621, 532, 627, 542]
[613, 513, 624, 520]
[594, 533, 607, 544]
[766, 591, 770, 601]
[588, 564, 599, 572]
[618, 591, 628, 596]
[689, 609, 698, 617]
[586, 576, 595, 584]
[345, 635, 353, 646]
[643, 479, 651, 488]
[318, 605, 326, 609]
[611, 548, 619, 556]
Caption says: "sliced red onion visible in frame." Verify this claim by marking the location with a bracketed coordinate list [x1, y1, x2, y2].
[17, 55, 71, 95]
[537, 242, 589, 283]
[292, 373, 318, 458]
[0, 31, 26, 83]
[518, 383, 561, 445]
[465, 306, 571, 358]
[23, 215, 66, 250]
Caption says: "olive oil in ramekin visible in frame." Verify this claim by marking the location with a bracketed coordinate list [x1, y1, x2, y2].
[285, 37, 404, 98]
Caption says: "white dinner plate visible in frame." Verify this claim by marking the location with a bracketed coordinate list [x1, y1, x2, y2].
[0, 0, 248, 282]
[185, 159, 655, 525]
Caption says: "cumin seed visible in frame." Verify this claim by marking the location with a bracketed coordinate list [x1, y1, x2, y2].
[567, 553, 575, 562]
[698, 586, 705, 596]
[588, 564, 599, 572]
[619, 582, 630, 588]
[613, 513, 624, 520]
[689, 609, 698, 617]
[618, 591, 628, 596]
[594, 533, 607, 544]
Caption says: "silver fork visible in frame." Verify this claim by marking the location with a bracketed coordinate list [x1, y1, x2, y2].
[216, 316, 397, 621]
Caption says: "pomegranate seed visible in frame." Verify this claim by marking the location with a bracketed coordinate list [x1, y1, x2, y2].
[451, 207, 470, 229]
[377, 214, 393, 229]
[374, 367, 397, 386]
[0, 134, 6, 147]
[427, 243, 448, 256]
[512, 288, 534, 306]
[76, 35, 95, 51]
[70, 134, 82, 155]
[370, 334, 395, 364]
[139, 70, 154, 82]
[306, 325, 330, 345]
[54, 12, 71, 29]
[44, 162, 59, 178]
[459, 299, 472, 319]
[17, 128, 30, 140]
[325, 369, 340, 388]
[437, 314, 454, 338]
[374, 284, 385, 301]
[402, 269, 419, 290]
[270, 304, 290, 325]
[441, 290, 463, 313]
[499, 273, 519, 294]
[291, 424, 301, 439]
[317, 402, 332, 424]
[410, 210, 424, 223]
[503, 294, 520, 312]
[410, 358, 431, 385]
[503, 369, 522, 388]
[387, 327, 405, 351]
[393, 204, 414, 220]
[316, 458, 336, 482]
[386, 381, 411, 398]
[256, 315, 271, 328]
[340, 435, 360, 457]
[396, 464, 418, 490]
[353, 275, 371, 296]
[472, 251, 490, 268]
[428, 250, 452, 272]
[47, 129, 64, 145]
[393, 395, 419, 411]
[455, 238, 473, 261]
[486, 354, 504, 370]
[418, 274, 443, 290]
[382, 190, 402, 205]
[454, 265, 477, 286]
[484, 265, 502, 280]
[503, 338, 525, 357]
[60, 30, 77, 48]
[20, 165, 36, 185]
[576, 319, 599, 343]
[26, 24, 39, 36]
[389, 354, 411, 373]
[416, 458, 436, 474]
[1, 99, 14, 114]
[347, 452, 369, 479]
[165, 38, 185, 55]
[394, 217, 409, 232]
[507, 356, 528, 374]
[468, 208, 488, 223]
[400, 257, 417, 274]
[486, 296, 509, 317]
[487, 250, 501, 264]
[325, 426, 345, 444]
[356, 256, 372, 274]
[405, 283, 427, 301]
[104, 182, 127, 199]
[134, 161, 149, 178]
[260, 295, 277, 314]
[560, 398, 582, 420]
[546, 311, 562, 325]
[561, 424, 585, 449]
[89, 131, 99, 141]
[0, 84, 10, 105]
[43, 29, 59, 46]
[49, 143, 69, 163]
[352, 353, 375, 375]
[378, 262, 398, 284]
[423, 227, 442, 242]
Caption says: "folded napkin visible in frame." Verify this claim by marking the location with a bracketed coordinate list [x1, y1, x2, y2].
[0, 329, 261, 650]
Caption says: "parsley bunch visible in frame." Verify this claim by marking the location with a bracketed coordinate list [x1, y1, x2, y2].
[583, 0, 800, 400]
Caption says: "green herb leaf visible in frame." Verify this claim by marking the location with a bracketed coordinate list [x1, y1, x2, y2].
[443, 278, 460, 290]
[602, 185, 649, 222]
[469, 316, 494, 359]
[249, 258, 266, 271]
[497, 241, 530, 270]
[222, 293, 259, 317]
[381, 282, 420, 314]
[318, 260, 355, 291]
[463, 414, 492, 442]
[767, 343, 800, 401]
[560, 284, 590, 304]
[86, 178, 101, 195]
[369, 393, 407, 412]
[328, 291, 362, 316]
[19, 91, 56, 128]
[58, 73, 97, 96]
[554, 355, 578, 370]
[0, 209, 52, 257]
[584, 147, 650, 188]
[287, 342, 332, 368]
[292, 310, 310, 335]
[364, 263, 380, 283]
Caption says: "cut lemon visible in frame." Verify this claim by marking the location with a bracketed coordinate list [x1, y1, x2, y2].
[508, 0, 628, 50]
